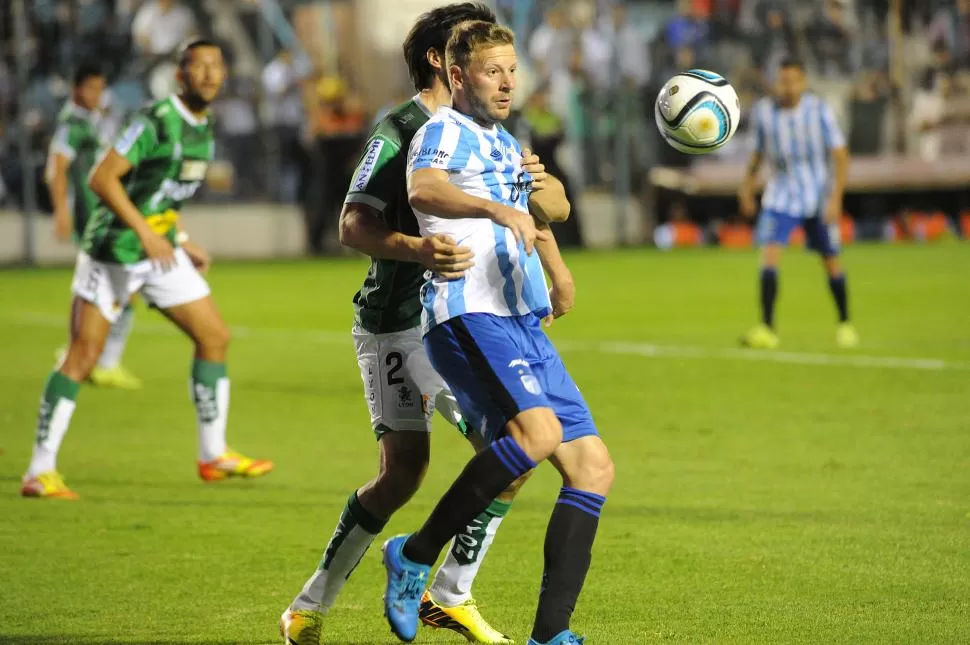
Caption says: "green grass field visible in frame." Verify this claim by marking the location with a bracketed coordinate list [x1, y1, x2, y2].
[1, 244, 968, 644]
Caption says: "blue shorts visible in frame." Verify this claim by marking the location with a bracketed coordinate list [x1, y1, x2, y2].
[424, 312, 598, 444]
[756, 210, 840, 257]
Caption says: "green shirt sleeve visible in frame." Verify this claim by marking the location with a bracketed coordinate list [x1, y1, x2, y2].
[344, 134, 401, 213]
[113, 115, 158, 167]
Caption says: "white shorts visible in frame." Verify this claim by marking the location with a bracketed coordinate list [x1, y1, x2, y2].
[353, 324, 464, 436]
[71, 248, 211, 323]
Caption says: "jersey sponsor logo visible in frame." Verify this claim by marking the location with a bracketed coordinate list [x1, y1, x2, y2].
[115, 121, 146, 155]
[417, 147, 450, 164]
[352, 139, 384, 192]
[179, 160, 209, 181]
[149, 178, 203, 210]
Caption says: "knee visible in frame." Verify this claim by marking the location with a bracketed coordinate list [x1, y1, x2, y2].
[571, 445, 615, 496]
[197, 322, 231, 356]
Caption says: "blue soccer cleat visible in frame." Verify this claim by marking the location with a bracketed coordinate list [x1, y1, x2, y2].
[382, 534, 431, 642]
[527, 630, 586, 645]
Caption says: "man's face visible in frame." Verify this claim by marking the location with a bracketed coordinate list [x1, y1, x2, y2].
[76, 75, 107, 111]
[454, 43, 517, 125]
[179, 46, 227, 106]
[776, 65, 806, 105]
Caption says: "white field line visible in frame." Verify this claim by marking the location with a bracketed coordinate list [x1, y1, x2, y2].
[7, 312, 970, 372]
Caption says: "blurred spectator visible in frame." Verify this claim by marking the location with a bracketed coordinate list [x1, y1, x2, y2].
[928, 0, 970, 67]
[848, 71, 889, 155]
[600, 4, 651, 90]
[665, 0, 710, 55]
[306, 76, 366, 255]
[910, 70, 970, 160]
[262, 51, 307, 203]
[132, 0, 197, 57]
[529, 5, 574, 82]
[807, 0, 857, 77]
[752, 4, 797, 80]
[213, 78, 261, 199]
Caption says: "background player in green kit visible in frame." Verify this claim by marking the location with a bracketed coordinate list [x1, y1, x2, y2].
[21, 40, 273, 500]
[46, 63, 142, 390]
[280, 5, 575, 644]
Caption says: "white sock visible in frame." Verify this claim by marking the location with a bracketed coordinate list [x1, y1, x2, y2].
[191, 369, 230, 462]
[27, 396, 76, 477]
[292, 494, 384, 612]
[97, 305, 134, 369]
[429, 511, 506, 607]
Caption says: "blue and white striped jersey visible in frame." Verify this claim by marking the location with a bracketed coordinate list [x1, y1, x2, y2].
[407, 106, 551, 334]
[753, 94, 846, 217]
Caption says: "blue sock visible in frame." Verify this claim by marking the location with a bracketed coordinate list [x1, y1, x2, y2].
[532, 487, 606, 642]
[760, 267, 778, 328]
[404, 436, 536, 565]
[828, 273, 849, 322]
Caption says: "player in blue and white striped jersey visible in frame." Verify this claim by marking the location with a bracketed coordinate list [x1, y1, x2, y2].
[738, 57, 859, 349]
[380, 21, 614, 645]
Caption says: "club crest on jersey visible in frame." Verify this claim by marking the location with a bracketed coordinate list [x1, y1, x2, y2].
[353, 139, 384, 191]
[179, 160, 208, 181]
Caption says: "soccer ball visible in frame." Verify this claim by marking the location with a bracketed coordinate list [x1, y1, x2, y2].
[654, 69, 741, 154]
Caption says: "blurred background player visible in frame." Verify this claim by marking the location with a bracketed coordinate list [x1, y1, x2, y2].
[738, 57, 859, 350]
[21, 40, 272, 500]
[46, 62, 141, 390]
[281, 5, 573, 643]
[381, 21, 613, 645]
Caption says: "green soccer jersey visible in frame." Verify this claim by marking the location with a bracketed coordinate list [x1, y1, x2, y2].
[82, 95, 215, 264]
[49, 103, 102, 240]
[347, 97, 435, 334]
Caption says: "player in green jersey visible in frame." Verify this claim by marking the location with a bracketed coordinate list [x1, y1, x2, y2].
[46, 62, 142, 390]
[280, 5, 575, 644]
[21, 40, 273, 500]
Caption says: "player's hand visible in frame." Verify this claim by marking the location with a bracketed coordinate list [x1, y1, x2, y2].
[824, 195, 843, 225]
[182, 241, 211, 274]
[543, 272, 575, 327]
[491, 205, 550, 254]
[738, 188, 758, 219]
[520, 148, 548, 192]
[139, 229, 176, 272]
[53, 209, 72, 243]
[418, 234, 474, 279]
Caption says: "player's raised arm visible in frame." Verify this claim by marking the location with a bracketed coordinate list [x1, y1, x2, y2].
[89, 118, 175, 269]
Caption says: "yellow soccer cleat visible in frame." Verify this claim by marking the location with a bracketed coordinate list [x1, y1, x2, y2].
[419, 591, 514, 644]
[836, 322, 860, 349]
[198, 450, 274, 481]
[21, 471, 79, 500]
[280, 608, 324, 645]
[740, 324, 780, 349]
[88, 365, 143, 390]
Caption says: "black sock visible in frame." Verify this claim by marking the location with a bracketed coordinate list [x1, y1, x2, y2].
[531, 487, 606, 643]
[760, 267, 778, 328]
[828, 273, 849, 322]
[403, 435, 535, 566]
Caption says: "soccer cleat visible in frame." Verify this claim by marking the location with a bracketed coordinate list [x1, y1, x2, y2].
[836, 322, 860, 349]
[383, 535, 431, 642]
[279, 607, 324, 645]
[527, 631, 585, 645]
[198, 450, 274, 481]
[21, 471, 79, 500]
[740, 324, 780, 349]
[88, 364, 143, 390]
[419, 591, 514, 643]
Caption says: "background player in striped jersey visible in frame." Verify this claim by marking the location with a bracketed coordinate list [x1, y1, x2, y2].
[380, 21, 613, 645]
[46, 63, 141, 390]
[738, 57, 859, 350]
[21, 40, 272, 500]
[280, 5, 576, 644]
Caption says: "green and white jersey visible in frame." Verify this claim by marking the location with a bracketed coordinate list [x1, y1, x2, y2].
[347, 97, 434, 334]
[82, 95, 215, 264]
[48, 102, 103, 240]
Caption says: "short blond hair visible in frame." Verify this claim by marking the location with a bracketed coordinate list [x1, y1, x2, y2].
[445, 20, 515, 71]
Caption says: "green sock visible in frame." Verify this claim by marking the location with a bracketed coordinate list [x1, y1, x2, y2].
[429, 498, 513, 606]
[28, 371, 80, 476]
[292, 492, 388, 611]
[191, 359, 229, 461]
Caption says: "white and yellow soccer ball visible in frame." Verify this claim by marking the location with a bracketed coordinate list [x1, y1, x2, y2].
[654, 69, 741, 154]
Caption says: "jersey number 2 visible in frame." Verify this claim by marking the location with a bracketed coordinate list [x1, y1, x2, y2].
[386, 352, 404, 385]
